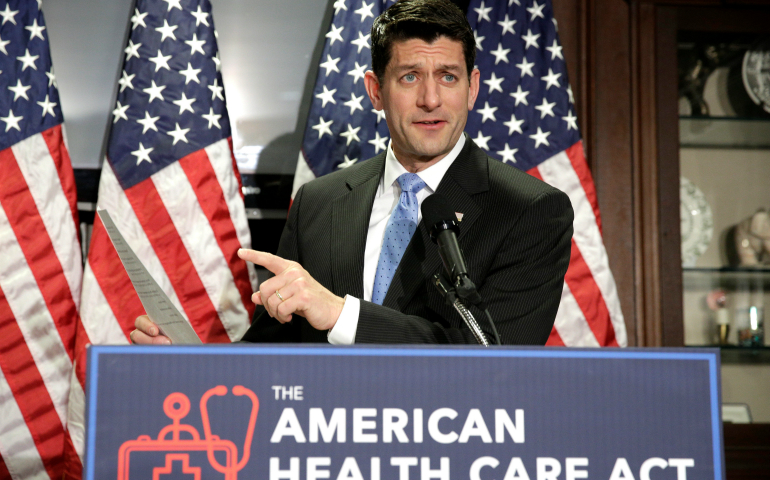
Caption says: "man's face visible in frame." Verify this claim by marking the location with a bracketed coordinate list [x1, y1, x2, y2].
[365, 36, 480, 168]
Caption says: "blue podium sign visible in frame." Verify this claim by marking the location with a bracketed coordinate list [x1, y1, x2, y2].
[84, 345, 722, 480]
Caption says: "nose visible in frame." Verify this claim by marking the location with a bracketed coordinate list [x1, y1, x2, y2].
[417, 77, 441, 111]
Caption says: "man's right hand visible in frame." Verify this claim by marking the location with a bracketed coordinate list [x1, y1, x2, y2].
[131, 315, 172, 345]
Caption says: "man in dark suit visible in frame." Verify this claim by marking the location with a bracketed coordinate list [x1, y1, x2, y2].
[133, 0, 572, 346]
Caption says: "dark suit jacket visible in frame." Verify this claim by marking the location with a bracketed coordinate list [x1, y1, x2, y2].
[240, 138, 573, 345]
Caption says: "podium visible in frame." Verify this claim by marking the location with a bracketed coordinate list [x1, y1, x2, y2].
[84, 345, 723, 479]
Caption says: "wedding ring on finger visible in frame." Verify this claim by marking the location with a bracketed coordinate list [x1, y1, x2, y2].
[275, 291, 285, 302]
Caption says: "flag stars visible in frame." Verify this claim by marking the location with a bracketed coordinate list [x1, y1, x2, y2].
[167, 123, 190, 145]
[143, 80, 166, 103]
[156, 20, 178, 42]
[131, 8, 148, 29]
[0, 34, 9, 55]
[344, 93, 365, 114]
[8, 80, 32, 101]
[185, 33, 206, 56]
[124, 39, 141, 61]
[541, 68, 561, 90]
[36, 95, 57, 117]
[368, 131, 388, 153]
[208, 78, 224, 100]
[477, 101, 497, 123]
[490, 43, 510, 65]
[472, 131, 491, 150]
[131, 143, 153, 165]
[312, 116, 333, 138]
[473, 1, 492, 22]
[0, 4, 19, 25]
[136, 111, 160, 133]
[473, 31, 485, 51]
[510, 85, 530, 106]
[535, 97, 556, 118]
[497, 14, 516, 35]
[372, 108, 386, 123]
[172, 93, 196, 114]
[212, 51, 221, 71]
[515, 57, 535, 78]
[529, 127, 551, 148]
[337, 155, 357, 169]
[112, 101, 129, 123]
[315, 85, 337, 107]
[354, 2, 374, 21]
[179, 63, 202, 84]
[202, 108, 222, 129]
[340, 123, 361, 145]
[17, 49, 39, 71]
[25, 18, 46, 41]
[1, 110, 22, 132]
[546, 39, 564, 60]
[350, 32, 371, 53]
[190, 5, 210, 26]
[320, 54, 341, 76]
[348, 61, 367, 84]
[562, 110, 578, 130]
[503, 113, 524, 135]
[333, 0, 348, 15]
[527, 1, 546, 21]
[148, 49, 172, 72]
[326, 24, 344, 45]
[483, 72, 504, 94]
[496, 143, 518, 163]
[46, 68, 57, 87]
[566, 84, 574, 103]
[522, 29, 540, 49]
[118, 71, 135, 92]
[162, 0, 183, 12]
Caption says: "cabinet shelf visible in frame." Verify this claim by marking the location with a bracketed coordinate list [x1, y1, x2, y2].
[683, 267, 770, 289]
[680, 116, 770, 149]
[688, 346, 770, 364]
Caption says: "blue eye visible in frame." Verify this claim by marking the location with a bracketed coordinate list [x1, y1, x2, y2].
[403, 74, 416, 82]
[444, 74, 456, 82]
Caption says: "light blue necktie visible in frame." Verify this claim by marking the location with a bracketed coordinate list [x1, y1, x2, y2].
[372, 173, 426, 305]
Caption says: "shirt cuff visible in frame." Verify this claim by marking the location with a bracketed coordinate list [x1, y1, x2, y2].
[327, 295, 360, 345]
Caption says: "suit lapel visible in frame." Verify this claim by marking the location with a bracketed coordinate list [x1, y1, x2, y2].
[383, 138, 489, 310]
[330, 154, 384, 298]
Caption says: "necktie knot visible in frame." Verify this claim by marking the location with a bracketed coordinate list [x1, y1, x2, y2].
[397, 173, 426, 196]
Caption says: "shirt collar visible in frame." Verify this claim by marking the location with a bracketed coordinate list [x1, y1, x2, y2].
[383, 133, 466, 193]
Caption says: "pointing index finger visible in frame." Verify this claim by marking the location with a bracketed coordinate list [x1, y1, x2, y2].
[238, 249, 291, 275]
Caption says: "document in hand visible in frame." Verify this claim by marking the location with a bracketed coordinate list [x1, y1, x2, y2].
[97, 209, 202, 344]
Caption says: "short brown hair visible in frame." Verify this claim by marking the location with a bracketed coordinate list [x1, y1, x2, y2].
[370, 0, 476, 81]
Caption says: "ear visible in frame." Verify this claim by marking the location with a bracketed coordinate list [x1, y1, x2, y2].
[467, 68, 480, 111]
[364, 71, 384, 111]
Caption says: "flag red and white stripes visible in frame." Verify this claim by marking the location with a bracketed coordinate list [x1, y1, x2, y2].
[530, 141, 626, 346]
[0, 125, 83, 479]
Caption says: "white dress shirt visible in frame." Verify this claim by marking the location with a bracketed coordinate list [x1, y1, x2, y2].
[328, 134, 466, 344]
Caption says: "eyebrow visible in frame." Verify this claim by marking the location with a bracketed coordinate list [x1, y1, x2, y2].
[392, 63, 463, 72]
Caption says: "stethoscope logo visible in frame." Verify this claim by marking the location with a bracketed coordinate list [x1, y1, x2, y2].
[117, 385, 259, 479]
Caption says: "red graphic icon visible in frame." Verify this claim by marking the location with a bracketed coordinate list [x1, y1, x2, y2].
[117, 385, 259, 479]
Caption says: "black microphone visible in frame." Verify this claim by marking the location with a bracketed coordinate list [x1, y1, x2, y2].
[422, 194, 501, 345]
[421, 194, 468, 283]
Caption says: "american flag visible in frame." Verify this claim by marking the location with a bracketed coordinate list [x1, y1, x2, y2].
[294, 0, 627, 347]
[0, 1, 83, 479]
[71, 0, 256, 467]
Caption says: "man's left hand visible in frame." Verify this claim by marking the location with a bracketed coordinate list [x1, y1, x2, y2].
[238, 249, 345, 331]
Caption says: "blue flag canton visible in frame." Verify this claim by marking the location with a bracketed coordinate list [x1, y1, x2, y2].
[301, 0, 396, 178]
[0, 0, 63, 152]
[108, 0, 231, 190]
[465, 0, 580, 172]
